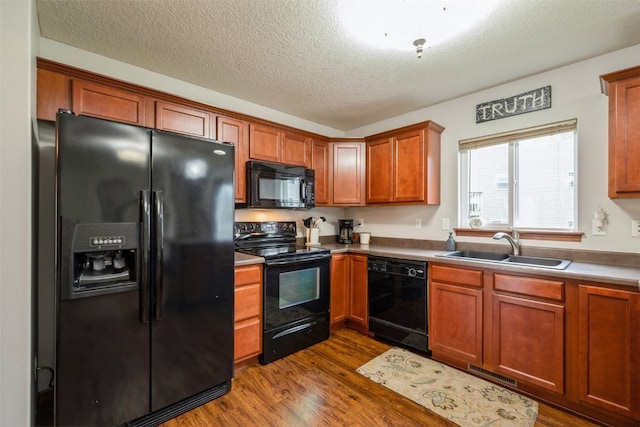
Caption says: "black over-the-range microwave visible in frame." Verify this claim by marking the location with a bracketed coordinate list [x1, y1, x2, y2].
[240, 160, 315, 209]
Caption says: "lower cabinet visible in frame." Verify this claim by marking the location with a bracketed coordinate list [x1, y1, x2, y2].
[348, 254, 369, 332]
[429, 264, 484, 365]
[234, 264, 262, 366]
[578, 285, 640, 419]
[330, 254, 368, 333]
[492, 274, 565, 393]
[430, 262, 640, 426]
[330, 254, 349, 327]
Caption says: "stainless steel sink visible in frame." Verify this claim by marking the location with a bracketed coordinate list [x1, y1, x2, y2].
[503, 255, 572, 269]
[440, 251, 572, 270]
[442, 250, 509, 261]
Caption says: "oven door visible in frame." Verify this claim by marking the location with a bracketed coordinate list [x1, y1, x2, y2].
[263, 254, 330, 332]
[249, 166, 306, 209]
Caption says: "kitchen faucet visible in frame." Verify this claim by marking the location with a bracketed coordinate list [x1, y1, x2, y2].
[493, 227, 520, 256]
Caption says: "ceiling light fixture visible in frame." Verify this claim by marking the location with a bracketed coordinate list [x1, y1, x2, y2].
[338, 0, 502, 53]
[413, 38, 426, 58]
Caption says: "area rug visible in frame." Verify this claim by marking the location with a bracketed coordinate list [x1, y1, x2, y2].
[357, 347, 538, 427]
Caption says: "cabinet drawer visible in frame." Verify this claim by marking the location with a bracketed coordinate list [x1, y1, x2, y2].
[494, 273, 563, 301]
[234, 317, 261, 361]
[431, 264, 483, 287]
[235, 283, 261, 322]
[235, 264, 262, 286]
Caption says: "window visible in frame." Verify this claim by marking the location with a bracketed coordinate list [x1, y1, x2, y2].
[459, 119, 577, 230]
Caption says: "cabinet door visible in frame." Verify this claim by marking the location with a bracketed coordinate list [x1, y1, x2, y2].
[609, 74, 640, 197]
[492, 294, 564, 393]
[430, 277, 483, 364]
[394, 129, 425, 202]
[218, 116, 248, 202]
[348, 254, 368, 332]
[72, 79, 147, 125]
[249, 124, 280, 163]
[155, 101, 211, 137]
[366, 137, 394, 203]
[234, 265, 263, 365]
[330, 254, 349, 327]
[37, 67, 70, 120]
[331, 142, 365, 205]
[281, 132, 310, 167]
[311, 139, 329, 205]
[578, 285, 640, 418]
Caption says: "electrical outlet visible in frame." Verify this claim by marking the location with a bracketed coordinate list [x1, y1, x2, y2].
[632, 220, 640, 237]
[592, 219, 606, 236]
[415, 219, 422, 229]
[442, 218, 450, 230]
[358, 218, 364, 227]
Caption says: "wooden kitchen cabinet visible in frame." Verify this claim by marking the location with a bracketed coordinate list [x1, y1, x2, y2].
[72, 79, 151, 126]
[37, 67, 71, 120]
[313, 139, 365, 206]
[155, 101, 212, 137]
[217, 116, 248, 202]
[329, 141, 365, 206]
[601, 66, 640, 198]
[365, 121, 443, 205]
[234, 264, 263, 367]
[331, 254, 368, 332]
[492, 274, 565, 393]
[330, 254, 349, 328]
[249, 123, 310, 167]
[311, 139, 330, 205]
[429, 264, 484, 365]
[578, 284, 640, 419]
[348, 254, 369, 333]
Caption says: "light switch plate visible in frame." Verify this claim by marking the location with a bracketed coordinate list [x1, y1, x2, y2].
[632, 220, 640, 237]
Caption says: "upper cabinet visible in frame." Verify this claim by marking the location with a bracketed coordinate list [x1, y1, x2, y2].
[217, 116, 248, 203]
[365, 121, 444, 205]
[312, 139, 366, 206]
[330, 141, 365, 206]
[155, 101, 212, 138]
[601, 66, 640, 198]
[72, 79, 151, 126]
[37, 67, 71, 120]
[248, 123, 311, 167]
[311, 139, 330, 205]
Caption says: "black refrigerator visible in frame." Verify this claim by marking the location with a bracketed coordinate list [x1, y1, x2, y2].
[54, 112, 235, 426]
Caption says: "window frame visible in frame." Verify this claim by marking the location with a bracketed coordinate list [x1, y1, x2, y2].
[457, 119, 582, 242]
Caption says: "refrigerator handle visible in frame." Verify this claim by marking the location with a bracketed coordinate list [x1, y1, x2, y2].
[140, 190, 151, 323]
[153, 190, 164, 321]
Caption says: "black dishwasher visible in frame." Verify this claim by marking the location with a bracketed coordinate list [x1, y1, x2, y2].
[368, 256, 430, 354]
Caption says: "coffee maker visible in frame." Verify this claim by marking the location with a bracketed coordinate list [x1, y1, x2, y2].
[338, 219, 354, 244]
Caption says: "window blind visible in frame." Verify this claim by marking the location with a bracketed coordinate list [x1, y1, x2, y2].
[459, 118, 577, 151]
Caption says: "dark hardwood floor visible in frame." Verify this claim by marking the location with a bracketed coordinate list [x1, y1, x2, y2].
[161, 328, 601, 427]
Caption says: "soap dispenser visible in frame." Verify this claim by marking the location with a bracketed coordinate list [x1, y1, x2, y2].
[446, 232, 456, 251]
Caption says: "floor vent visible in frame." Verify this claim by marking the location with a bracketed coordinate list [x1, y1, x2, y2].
[468, 364, 518, 387]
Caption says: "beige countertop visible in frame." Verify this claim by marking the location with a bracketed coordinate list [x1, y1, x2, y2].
[235, 243, 640, 291]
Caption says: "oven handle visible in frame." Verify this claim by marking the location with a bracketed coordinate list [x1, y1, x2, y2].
[265, 254, 330, 266]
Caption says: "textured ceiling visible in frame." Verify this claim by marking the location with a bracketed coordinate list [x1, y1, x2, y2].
[36, 0, 640, 131]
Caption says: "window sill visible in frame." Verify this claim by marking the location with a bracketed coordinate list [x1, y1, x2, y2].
[453, 228, 584, 242]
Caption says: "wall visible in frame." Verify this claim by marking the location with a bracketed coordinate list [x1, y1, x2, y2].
[1, 0, 36, 425]
[346, 45, 640, 254]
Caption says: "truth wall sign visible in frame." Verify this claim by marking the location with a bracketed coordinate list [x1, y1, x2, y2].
[476, 85, 551, 123]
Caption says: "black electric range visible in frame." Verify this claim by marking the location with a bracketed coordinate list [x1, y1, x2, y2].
[234, 221, 331, 364]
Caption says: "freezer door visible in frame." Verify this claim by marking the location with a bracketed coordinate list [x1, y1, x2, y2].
[150, 130, 235, 411]
[56, 113, 151, 426]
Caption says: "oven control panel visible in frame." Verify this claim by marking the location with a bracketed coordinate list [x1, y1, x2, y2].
[234, 221, 297, 237]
